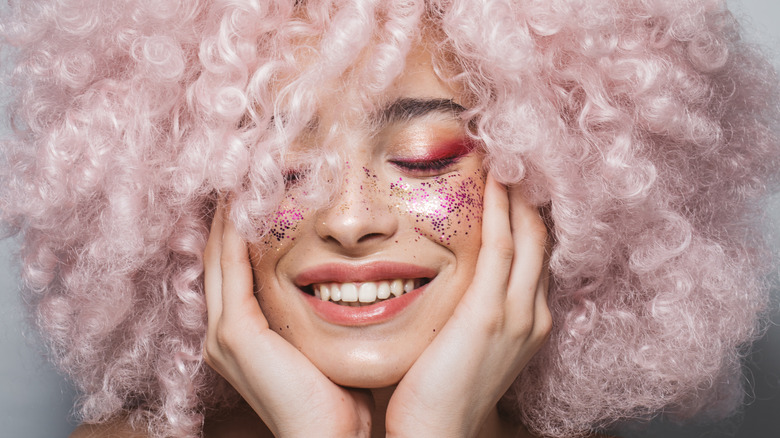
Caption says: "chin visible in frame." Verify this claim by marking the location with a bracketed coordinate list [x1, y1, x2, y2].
[324, 366, 406, 389]
[310, 347, 415, 388]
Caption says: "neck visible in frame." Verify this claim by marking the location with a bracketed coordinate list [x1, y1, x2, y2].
[370, 386, 393, 437]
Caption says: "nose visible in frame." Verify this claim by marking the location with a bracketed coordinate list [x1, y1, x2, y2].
[314, 170, 398, 252]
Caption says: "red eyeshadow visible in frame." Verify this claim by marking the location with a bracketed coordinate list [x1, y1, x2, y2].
[408, 138, 475, 162]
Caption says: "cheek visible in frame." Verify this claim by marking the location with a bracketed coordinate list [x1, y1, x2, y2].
[248, 197, 307, 301]
[250, 197, 309, 332]
[261, 195, 309, 251]
[388, 171, 484, 245]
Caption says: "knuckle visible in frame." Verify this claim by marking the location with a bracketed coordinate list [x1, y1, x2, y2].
[524, 215, 549, 249]
[475, 307, 510, 336]
[534, 311, 553, 340]
[202, 337, 223, 370]
[213, 321, 237, 354]
[483, 314, 507, 336]
[220, 248, 250, 271]
[510, 317, 535, 339]
[490, 235, 515, 262]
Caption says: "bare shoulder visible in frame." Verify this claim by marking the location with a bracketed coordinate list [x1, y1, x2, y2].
[70, 419, 149, 438]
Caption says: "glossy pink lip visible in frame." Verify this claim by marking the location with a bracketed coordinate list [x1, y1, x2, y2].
[294, 262, 437, 287]
[294, 262, 438, 326]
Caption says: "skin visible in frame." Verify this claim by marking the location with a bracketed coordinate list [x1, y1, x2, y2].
[249, 51, 488, 390]
[202, 45, 551, 437]
[72, 45, 553, 437]
[200, 175, 549, 438]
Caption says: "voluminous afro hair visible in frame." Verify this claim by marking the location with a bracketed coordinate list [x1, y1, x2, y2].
[1, 0, 779, 436]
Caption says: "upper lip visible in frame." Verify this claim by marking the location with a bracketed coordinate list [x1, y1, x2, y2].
[294, 261, 438, 287]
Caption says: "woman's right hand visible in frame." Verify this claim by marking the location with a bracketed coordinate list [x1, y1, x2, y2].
[203, 202, 373, 438]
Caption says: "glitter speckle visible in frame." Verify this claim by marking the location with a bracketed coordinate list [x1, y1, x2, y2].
[265, 197, 306, 243]
[388, 171, 483, 244]
[262, 167, 483, 248]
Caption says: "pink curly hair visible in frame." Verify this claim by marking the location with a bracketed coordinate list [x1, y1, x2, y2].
[1, 0, 778, 436]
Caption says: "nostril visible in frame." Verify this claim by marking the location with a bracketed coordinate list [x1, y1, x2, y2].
[356, 233, 387, 243]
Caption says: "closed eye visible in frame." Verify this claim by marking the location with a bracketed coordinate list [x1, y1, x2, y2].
[283, 169, 305, 187]
[391, 155, 464, 177]
[390, 138, 474, 177]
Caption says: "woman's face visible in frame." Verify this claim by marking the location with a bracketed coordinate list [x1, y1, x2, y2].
[249, 45, 484, 388]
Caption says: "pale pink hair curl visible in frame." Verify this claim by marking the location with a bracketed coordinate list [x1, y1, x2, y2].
[1, 0, 778, 437]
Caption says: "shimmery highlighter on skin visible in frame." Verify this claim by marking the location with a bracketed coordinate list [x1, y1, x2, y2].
[383, 134, 484, 245]
[389, 170, 484, 245]
[262, 146, 485, 248]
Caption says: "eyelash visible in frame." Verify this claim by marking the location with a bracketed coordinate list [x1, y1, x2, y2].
[283, 170, 304, 187]
[283, 151, 468, 184]
[391, 156, 462, 176]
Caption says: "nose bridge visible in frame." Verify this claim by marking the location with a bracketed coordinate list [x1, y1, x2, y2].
[341, 161, 381, 207]
[315, 160, 397, 249]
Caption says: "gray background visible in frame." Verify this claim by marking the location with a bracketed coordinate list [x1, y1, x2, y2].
[1, 1, 778, 437]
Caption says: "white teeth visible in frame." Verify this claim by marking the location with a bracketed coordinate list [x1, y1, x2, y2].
[390, 279, 404, 297]
[340, 283, 358, 302]
[313, 279, 424, 304]
[330, 283, 341, 302]
[320, 284, 330, 302]
[358, 283, 377, 303]
[377, 282, 391, 300]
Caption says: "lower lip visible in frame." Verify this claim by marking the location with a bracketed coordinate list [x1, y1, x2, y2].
[301, 283, 429, 326]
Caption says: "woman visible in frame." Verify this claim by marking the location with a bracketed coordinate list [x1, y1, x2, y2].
[1, 0, 778, 437]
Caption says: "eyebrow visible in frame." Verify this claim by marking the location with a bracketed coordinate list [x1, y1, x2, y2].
[377, 98, 467, 125]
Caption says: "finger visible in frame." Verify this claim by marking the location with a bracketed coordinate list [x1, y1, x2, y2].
[505, 186, 548, 320]
[204, 201, 225, 324]
[220, 210, 265, 324]
[466, 173, 514, 303]
[532, 257, 553, 339]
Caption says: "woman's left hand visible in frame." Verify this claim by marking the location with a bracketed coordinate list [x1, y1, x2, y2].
[385, 174, 551, 438]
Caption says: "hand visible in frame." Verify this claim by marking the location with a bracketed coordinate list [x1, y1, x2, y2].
[202, 202, 373, 438]
[385, 174, 551, 438]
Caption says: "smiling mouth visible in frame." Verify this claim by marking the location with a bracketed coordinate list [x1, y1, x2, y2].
[302, 278, 432, 306]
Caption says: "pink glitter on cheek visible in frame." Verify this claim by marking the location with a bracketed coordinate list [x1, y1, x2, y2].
[388, 171, 484, 244]
[263, 196, 308, 248]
